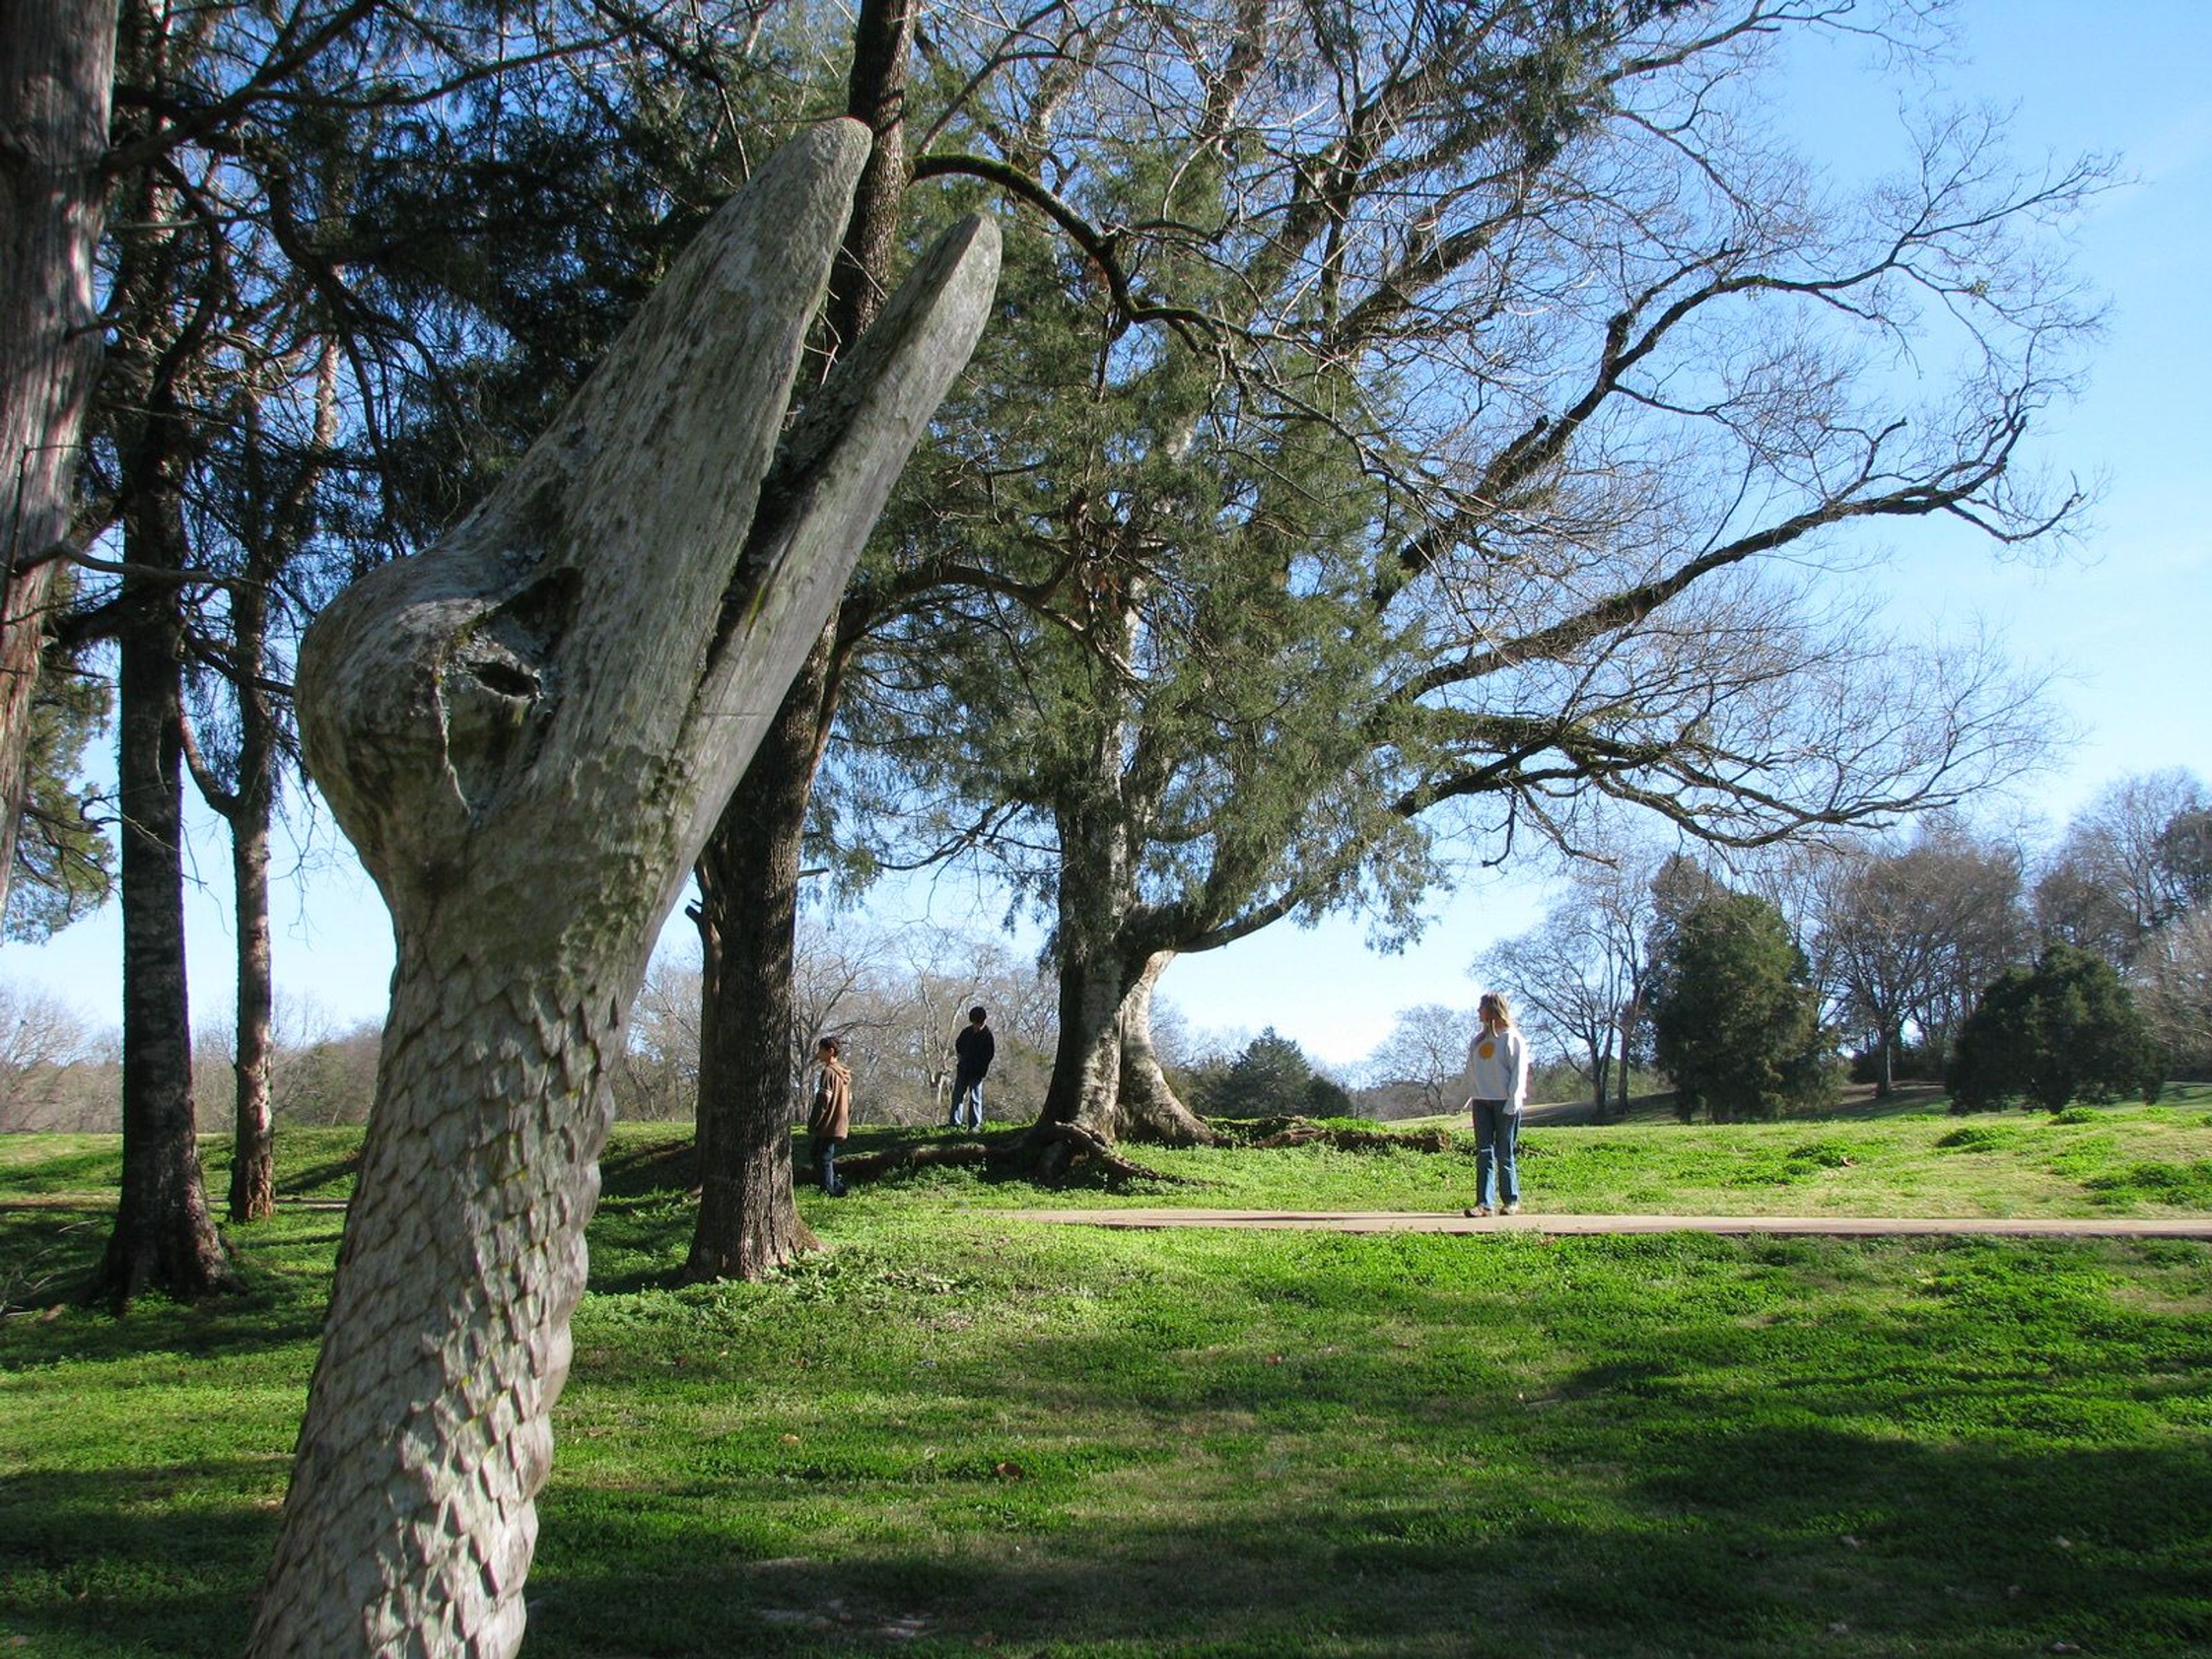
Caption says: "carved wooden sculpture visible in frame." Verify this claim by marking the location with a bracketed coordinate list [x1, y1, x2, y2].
[245, 121, 998, 1658]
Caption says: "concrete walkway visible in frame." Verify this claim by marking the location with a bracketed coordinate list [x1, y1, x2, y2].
[996, 1209, 2212, 1239]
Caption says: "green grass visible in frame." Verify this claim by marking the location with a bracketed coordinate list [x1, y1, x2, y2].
[3, 1100, 2210, 1657]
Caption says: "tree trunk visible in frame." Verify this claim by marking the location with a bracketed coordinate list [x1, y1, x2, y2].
[1113, 951, 1214, 1145]
[245, 126, 995, 1658]
[683, 652, 825, 1282]
[1033, 604, 1155, 1146]
[685, 0, 914, 1278]
[1616, 996, 1637, 1119]
[90, 508, 233, 1306]
[1039, 795, 1136, 1140]
[823, 0, 915, 360]
[0, 0, 115, 921]
[227, 581, 278, 1222]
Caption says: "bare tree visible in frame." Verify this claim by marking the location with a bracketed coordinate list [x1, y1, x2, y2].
[245, 125, 997, 1658]
[1817, 823, 2028, 1091]
[1483, 907, 1635, 1115]
[610, 950, 703, 1122]
[2035, 770, 2210, 966]
[2138, 906, 2212, 1076]
[268, 1003, 383, 1127]
[788, 918, 1056, 1127]
[0, 979, 104, 1130]
[1366, 1003, 1482, 1116]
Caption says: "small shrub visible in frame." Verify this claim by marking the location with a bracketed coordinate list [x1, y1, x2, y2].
[1936, 1124, 2018, 1152]
[2084, 1160, 2212, 1209]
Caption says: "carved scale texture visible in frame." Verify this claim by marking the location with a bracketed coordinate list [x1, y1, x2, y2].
[245, 121, 998, 1659]
[245, 937, 618, 1656]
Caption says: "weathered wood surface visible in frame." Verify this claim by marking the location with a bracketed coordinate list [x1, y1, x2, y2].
[246, 121, 998, 1658]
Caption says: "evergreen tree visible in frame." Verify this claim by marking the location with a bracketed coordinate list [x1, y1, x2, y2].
[3, 645, 112, 942]
[1946, 944, 2164, 1113]
[1649, 889, 1833, 1122]
[1206, 1028, 1327, 1119]
[830, 1, 2089, 1165]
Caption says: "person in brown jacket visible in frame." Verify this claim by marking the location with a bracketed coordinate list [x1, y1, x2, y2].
[808, 1034, 853, 1197]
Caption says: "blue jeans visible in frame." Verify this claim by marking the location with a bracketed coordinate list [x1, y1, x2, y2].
[812, 1137, 847, 1197]
[1472, 1100, 1521, 1207]
[948, 1072, 985, 1130]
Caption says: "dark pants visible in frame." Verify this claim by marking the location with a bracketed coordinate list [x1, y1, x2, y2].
[811, 1135, 847, 1196]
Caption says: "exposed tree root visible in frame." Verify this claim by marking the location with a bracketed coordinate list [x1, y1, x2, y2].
[828, 1122, 1195, 1188]
[1027, 1119, 1189, 1185]
[831, 1139, 997, 1180]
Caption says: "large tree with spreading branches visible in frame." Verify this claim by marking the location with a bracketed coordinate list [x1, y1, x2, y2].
[804, 0, 2085, 1171]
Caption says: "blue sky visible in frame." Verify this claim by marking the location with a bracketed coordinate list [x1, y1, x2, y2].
[5, 1, 2207, 1069]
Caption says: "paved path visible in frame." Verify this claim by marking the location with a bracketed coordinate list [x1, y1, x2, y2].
[995, 1209, 2212, 1239]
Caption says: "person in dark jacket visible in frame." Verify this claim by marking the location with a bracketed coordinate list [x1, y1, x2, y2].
[946, 1006, 994, 1130]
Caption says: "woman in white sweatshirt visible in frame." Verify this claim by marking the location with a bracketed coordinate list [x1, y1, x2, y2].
[1460, 991, 1531, 1217]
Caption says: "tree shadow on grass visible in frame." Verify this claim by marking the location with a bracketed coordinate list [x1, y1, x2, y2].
[9, 1429, 2202, 1659]
[9, 1254, 2210, 1659]
[0, 1208, 334, 1355]
[268, 1154, 362, 1200]
[0, 1461, 276, 1659]
[527, 1236, 2212, 1656]
[517, 1426, 2212, 1658]
[596, 1130, 698, 1200]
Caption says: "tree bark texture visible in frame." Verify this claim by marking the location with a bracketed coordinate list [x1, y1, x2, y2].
[245, 124, 996, 1658]
[92, 494, 233, 1306]
[683, 647, 827, 1281]
[1039, 796, 1138, 1143]
[823, 0, 915, 359]
[0, 0, 116, 922]
[687, 0, 913, 1279]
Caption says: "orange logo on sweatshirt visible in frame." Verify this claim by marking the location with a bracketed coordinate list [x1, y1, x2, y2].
[1478, 1041, 1495, 1059]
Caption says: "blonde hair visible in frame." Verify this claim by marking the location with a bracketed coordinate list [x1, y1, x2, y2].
[1479, 992, 1514, 1027]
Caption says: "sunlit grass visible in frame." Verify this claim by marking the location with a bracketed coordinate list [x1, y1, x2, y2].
[3, 1100, 2208, 1657]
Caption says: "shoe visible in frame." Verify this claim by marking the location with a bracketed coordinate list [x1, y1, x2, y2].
[1503, 1202, 1521, 1215]
[1463, 1205, 1491, 1218]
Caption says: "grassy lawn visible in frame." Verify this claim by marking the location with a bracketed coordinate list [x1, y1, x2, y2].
[2, 1096, 2209, 1657]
